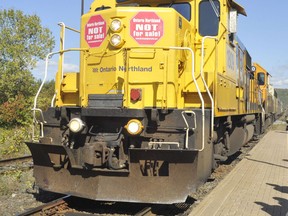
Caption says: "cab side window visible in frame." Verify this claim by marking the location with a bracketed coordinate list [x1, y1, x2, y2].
[257, 73, 265, 85]
[199, 0, 220, 36]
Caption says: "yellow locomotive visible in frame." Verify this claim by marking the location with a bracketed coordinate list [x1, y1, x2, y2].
[27, 0, 276, 203]
[253, 63, 283, 127]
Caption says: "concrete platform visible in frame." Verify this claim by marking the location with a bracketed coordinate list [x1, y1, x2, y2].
[190, 130, 288, 216]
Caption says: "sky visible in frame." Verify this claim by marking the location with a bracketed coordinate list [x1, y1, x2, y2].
[1, 0, 288, 89]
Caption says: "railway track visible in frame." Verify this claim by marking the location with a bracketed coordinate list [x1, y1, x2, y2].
[18, 193, 190, 216]
[18, 195, 72, 216]
[18, 195, 154, 216]
[0, 155, 32, 166]
[0, 155, 33, 174]
[135, 207, 153, 216]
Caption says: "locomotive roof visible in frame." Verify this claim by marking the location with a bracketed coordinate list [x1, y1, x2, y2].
[115, 0, 247, 16]
[228, 0, 247, 16]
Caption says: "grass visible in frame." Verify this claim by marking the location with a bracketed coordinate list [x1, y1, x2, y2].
[0, 126, 34, 196]
[276, 88, 288, 108]
[0, 169, 34, 196]
[0, 127, 31, 160]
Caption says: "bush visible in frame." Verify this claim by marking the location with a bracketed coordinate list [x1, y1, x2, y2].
[37, 79, 55, 111]
[0, 170, 34, 196]
[0, 94, 33, 128]
[0, 127, 31, 159]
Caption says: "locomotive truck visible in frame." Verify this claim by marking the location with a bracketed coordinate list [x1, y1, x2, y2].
[27, 0, 273, 203]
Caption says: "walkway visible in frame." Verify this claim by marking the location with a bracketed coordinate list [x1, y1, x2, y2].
[190, 130, 288, 216]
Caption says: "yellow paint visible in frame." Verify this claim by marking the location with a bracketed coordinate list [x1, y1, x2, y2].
[55, 0, 262, 117]
[253, 62, 268, 104]
[60, 73, 79, 106]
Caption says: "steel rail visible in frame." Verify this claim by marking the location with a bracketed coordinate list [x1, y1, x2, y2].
[0, 155, 32, 166]
[18, 195, 71, 216]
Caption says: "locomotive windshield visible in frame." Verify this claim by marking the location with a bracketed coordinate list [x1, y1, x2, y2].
[257, 72, 265, 85]
[158, 3, 191, 20]
[116, 1, 191, 21]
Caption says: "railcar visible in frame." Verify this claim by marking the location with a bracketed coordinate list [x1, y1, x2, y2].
[27, 0, 271, 204]
[253, 63, 283, 126]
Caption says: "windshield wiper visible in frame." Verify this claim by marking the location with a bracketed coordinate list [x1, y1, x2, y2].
[209, 0, 220, 18]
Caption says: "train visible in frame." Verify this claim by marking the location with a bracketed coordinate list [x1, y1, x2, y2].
[253, 63, 283, 127]
[26, 0, 283, 204]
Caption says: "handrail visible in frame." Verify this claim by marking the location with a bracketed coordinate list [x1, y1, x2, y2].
[33, 48, 88, 112]
[31, 108, 45, 140]
[57, 23, 80, 86]
[258, 89, 266, 127]
[51, 91, 57, 107]
[50, 23, 80, 108]
[33, 51, 59, 112]
[32, 22, 83, 140]
[59, 22, 80, 34]
[169, 47, 204, 151]
[32, 48, 88, 140]
[148, 142, 180, 149]
[201, 36, 218, 139]
[58, 22, 66, 83]
[181, 110, 197, 149]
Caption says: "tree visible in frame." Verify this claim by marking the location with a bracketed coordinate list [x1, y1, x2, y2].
[0, 9, 55, 104]
[0, 9, 55, 126]
[37, 79, 56, 111]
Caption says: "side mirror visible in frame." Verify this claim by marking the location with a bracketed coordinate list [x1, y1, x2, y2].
[229, 10, 237, 33]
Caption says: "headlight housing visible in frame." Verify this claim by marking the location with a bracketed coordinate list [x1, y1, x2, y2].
[110, 34, 124, 48]
[125, 119, 143, 135]
[110, 19, 122, 32]
[68, 118, 85, 133]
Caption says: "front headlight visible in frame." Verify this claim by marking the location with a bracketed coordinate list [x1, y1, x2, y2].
[68, 118, 85, 133]
[110, 19, 122, 32]
[110, 34, 124, 48]
[125, 119, 143, 135]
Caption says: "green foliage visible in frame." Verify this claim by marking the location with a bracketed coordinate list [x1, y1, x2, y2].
[0, 171, 22, 196]
[0, 127, 31, 159]
[0, 80, 55, 127]
[276, 88, 288, 108]
[0, 9, 55, 103]
[0, 169, 33, 196]
[0, 9, 55, 127]
[37, 79, 56, 111]
[0, 9, 55, 69]
[0, 69, 38, 105]
[0, 94, 33, 127]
